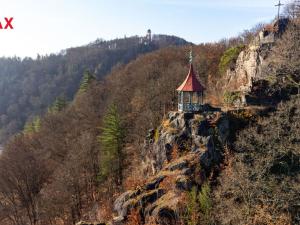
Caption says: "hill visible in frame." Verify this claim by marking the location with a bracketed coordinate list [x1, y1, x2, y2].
[0, 41, 227, 224]
[0, 33, 188, 143]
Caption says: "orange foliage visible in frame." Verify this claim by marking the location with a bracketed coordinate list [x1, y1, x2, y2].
[97, 198, 114, 221]
[146, 216, 159, 225]
[123, 173, 147, 190]
[221, 143, 234, 176]
[171, 145, 180, 161]
[126, 209, 142, 225]
[159, 175, 175, 190]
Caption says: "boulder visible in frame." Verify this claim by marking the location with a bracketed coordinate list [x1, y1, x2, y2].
[114, 189, 141, 217]
[167, 160, 188, 171]
[144, 175, 165, 191]
[146, 192, 180, 224]
[175, 175, 192, 191]
[139, 189, 166, 206]
[111, 216, 125, 225]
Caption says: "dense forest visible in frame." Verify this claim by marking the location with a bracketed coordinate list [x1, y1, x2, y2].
[0, 34, 187, 143]
[0, 2, 299, 225]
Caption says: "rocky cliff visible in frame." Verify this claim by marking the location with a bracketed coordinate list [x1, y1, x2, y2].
[225, 36, 270, 93]
[111, 109, 229, 224]
[225, 19, 289, 94]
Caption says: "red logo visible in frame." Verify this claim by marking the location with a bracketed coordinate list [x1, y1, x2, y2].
[0, 17, 14, 29]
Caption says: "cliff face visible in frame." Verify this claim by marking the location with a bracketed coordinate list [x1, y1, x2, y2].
[225, 19, 290, 94]
[112, 109, 229, 225]
[225, 37, 271, 93]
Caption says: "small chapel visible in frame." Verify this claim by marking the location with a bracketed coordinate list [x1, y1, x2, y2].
[177, 52, 205, 112]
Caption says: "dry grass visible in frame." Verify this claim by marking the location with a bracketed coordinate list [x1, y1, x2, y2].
[221, 143, 234, 176]
[159, 175, 176, 190]
[96, 198, 114, 222]
[252, 205, 292, 225]
[123, 144, 147, 190]
[123, 169, 147, 190]
[194, 114, 204, 123]
[171, 145, 181, 161]
[146, 216, 159, 225]
[162, 119, 179, 134]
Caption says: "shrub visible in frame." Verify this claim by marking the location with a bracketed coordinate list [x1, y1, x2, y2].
[186, 186, 200, 225]
[223, 91, 241, 106]
[198, 183, 212, 220]
[219, 45, 245, 74]
[154, 128, 160, 143]
[23, 116, 41, 134]
[185, 184, 212, 225]
[162, 119, 178, 134]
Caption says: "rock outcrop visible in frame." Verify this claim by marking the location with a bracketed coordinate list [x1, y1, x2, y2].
[225, 37, 270, 93]
[76, 221, 106, 225]
[225, 18, 291, 96]
[112, 110, 229, 224]
[225, 18, 289, 94]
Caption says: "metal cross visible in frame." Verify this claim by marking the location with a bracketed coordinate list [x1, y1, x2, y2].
[275, 0, 284, 20]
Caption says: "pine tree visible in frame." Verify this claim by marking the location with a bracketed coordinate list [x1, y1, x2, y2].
[198, 183, 212, 221]
[98, 104, 125, 187]
[48, 97, 67, 113]
[187, 186, 200, 225]
[23, 116, 41, 134]
[79, 70, 96, 92]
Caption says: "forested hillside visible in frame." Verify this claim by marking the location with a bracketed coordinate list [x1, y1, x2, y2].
[0, 25, 276, 223]
[0, 34, 187, 143]
[0, 39, 232, 224]
[0, 2, 299, 224]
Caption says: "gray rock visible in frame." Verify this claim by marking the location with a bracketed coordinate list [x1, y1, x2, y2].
[175, 176, 192, 190]
[114, 189, 141, 217]
[111, 109, 230, 224]
[168, 160, 188, 171]
[144, 175, 165, 191]
[119, 198, 139, 217]
[139, 189, 165, 206]
[76, 222, 106, 225]
[165, 133, 176, 144]
[111, 216, 125, 225]
[181, 168, 192, 175]
[152, 207, 177, 225]
[168, 111, 180, 121]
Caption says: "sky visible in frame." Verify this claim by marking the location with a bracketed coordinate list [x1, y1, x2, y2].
[0, 0, 287, 58]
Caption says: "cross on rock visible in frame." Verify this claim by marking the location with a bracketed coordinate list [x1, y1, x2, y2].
[275, 0, 284, 20]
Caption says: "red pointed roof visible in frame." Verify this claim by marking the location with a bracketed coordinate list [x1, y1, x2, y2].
[177, 64, 205, 92]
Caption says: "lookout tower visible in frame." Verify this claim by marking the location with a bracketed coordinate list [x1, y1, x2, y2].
[177, 51, 205, 112]
[147, 29, 152, 42]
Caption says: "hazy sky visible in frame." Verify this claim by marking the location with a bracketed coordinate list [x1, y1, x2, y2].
[0, 0, 286, 58]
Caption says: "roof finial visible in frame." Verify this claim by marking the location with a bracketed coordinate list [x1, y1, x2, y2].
[189, 47, 193, 64]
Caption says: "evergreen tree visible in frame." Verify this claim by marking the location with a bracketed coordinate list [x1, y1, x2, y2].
[198, 183, 212, 221]
[79, 70, 96, 92]
[98, 104, 125, 187]
[23, 116, 41, 134]
[48, 97, 67, 113]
